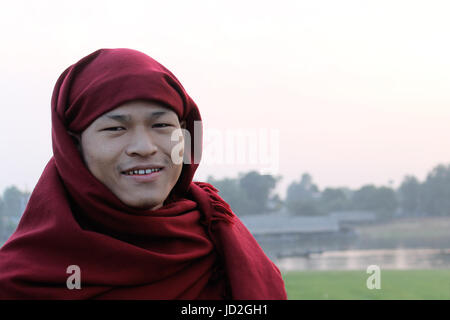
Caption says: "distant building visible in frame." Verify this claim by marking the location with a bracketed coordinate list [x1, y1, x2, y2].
[328, 210, 376, 227]
[240, 212, 340, 238]
[239, 212, 356, 259]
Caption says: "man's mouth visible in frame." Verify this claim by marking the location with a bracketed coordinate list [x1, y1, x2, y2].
[122, 168, 163, 176]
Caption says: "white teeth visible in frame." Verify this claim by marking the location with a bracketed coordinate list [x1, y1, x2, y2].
[125, 168, 161, 175]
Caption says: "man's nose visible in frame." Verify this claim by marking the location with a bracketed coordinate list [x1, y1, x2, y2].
[125, 129, 158, 157]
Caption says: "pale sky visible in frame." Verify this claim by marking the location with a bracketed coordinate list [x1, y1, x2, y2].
[1, 0, 449, 198]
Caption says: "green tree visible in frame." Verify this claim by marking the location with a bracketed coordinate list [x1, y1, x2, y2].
[286, 173, 323, 216]
[351, 184, 398, 219]
[3, 186, 27, 217]
[0, 196, 5, 240]
[207, 176, 249, 212]
[207, 171, 281, 215]
[420, 164, 450, 216]
[398, 175, 421, 216]
[319, 187, 351, 213]
[239, 171, 280, 214]
[0, 186, 30, 242]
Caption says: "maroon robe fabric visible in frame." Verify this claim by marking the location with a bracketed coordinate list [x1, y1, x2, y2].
[0, 48, 287, 299]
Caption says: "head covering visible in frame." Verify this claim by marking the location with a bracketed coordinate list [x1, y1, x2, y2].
[0, 48, 287, 299]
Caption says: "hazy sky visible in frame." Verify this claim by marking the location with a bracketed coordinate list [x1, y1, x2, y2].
[1, 0, 449, 198]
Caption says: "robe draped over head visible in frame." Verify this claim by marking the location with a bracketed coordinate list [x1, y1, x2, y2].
[0, 48, 287, 300]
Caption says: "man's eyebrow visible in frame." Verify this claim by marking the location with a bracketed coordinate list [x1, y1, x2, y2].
[103, 111, 169, 123]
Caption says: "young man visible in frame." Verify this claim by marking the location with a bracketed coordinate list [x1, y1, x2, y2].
[0, 48, 287, 299]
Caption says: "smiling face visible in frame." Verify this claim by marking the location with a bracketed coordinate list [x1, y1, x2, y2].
[77, 100, 185, 210]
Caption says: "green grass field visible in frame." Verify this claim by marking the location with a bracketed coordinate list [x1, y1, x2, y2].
[282, 269, 450, 300]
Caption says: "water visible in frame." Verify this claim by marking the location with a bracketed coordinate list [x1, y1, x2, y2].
[275, 248, 450, 271]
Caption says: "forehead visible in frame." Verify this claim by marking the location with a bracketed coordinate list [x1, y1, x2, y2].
[100, 100, 178, 120]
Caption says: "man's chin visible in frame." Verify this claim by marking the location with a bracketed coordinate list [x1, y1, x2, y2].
[123, 198, 164, 210]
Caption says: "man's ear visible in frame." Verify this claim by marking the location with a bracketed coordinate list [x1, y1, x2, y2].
[180, 120, 186, 129]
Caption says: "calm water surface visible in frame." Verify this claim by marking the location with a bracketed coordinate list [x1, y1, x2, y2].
[275, 248, 450, 271]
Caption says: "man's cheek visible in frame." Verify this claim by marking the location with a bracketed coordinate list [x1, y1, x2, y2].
[168, 141, 184, 165]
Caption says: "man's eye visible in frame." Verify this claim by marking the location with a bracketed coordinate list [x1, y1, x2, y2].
[153, 123, 172, 128]
[103, 127, 125, 131]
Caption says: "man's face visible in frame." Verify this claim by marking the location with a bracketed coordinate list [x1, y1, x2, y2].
[78, 100, 185, 210]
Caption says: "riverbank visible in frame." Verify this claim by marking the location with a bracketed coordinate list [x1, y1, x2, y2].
[355, 216, 450, 241]
[352, 216, 450, 249]
[283, 269, 450, 299]
[275, 247, 450, 271]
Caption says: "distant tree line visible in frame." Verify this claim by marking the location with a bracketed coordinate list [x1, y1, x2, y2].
[0, 186, 30, 243]
[207, 171, 283, 215]
[1, 163, 450, 242]
[284, 173, 398, 219]
[209, 163, 450, 219]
